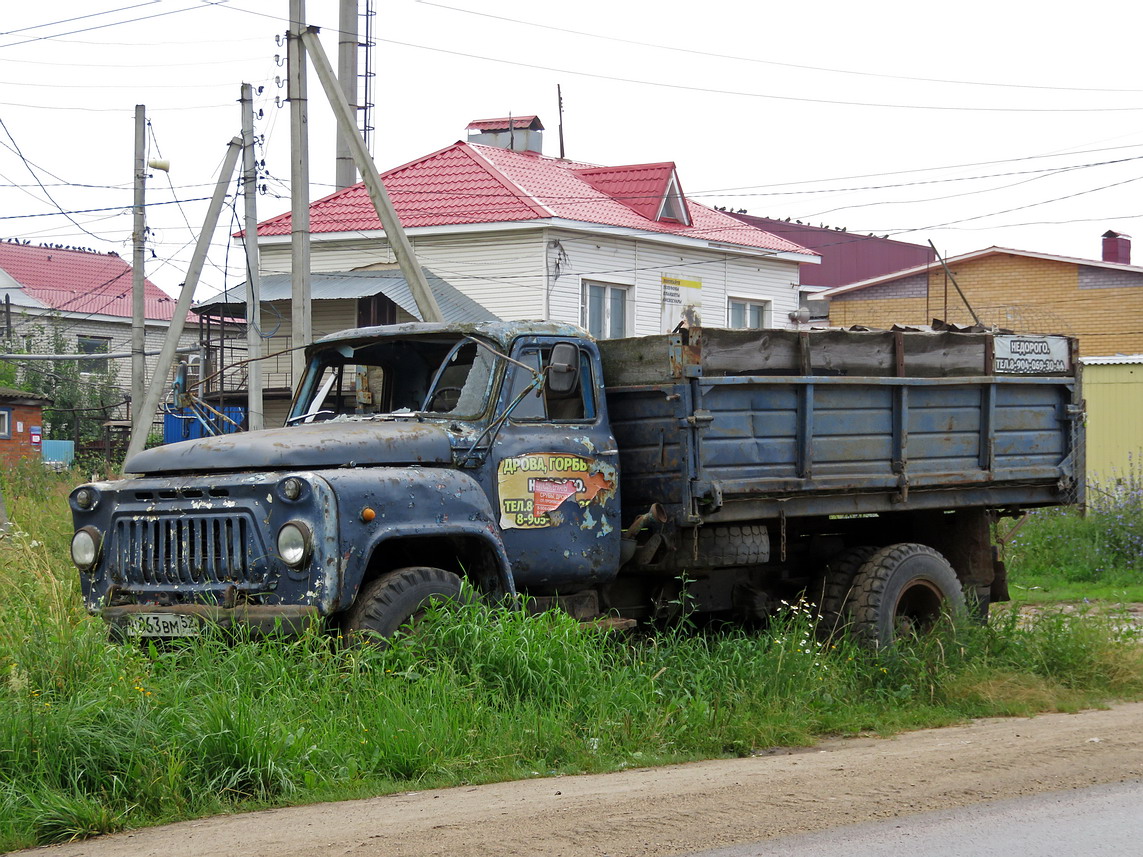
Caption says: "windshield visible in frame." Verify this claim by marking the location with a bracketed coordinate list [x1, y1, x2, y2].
[288, 334, 500, 424]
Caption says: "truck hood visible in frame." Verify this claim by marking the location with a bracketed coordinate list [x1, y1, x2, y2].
[125, 420, 456, 475]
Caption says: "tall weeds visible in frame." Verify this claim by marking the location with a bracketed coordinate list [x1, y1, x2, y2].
[1004, 462, 1143, 593]
[1, 468, 1141, 851]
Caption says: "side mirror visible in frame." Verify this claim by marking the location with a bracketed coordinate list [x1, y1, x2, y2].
[547, 342, 580, 394]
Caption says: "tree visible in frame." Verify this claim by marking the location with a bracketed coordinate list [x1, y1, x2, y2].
[11, 316, 123, 445]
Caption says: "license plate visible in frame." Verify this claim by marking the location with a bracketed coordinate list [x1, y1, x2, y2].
[126, 613, 200, 637]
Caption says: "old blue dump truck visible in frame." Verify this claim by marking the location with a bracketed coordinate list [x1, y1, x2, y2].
[69, 321, 1083, 645]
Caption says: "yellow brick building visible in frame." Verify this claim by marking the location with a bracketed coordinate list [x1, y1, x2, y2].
[821, 239, 1143, 486]
[821, 244, 1143, 358]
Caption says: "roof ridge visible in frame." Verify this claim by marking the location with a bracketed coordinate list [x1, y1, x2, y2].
[821, 244, 1143, 299]
[573, 161, 677, 175]
[461, 143, 554, 219]
[467, 140, 599, 170]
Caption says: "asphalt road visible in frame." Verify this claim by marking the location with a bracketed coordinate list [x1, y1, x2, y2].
[691, 779, 1143, 857]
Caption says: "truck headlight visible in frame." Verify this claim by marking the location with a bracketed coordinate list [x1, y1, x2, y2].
[277, 521, 312, 568]
[71, 527, 102, 571]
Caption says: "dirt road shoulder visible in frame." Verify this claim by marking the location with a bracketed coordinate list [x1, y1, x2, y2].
[21, 703, 1143, 857]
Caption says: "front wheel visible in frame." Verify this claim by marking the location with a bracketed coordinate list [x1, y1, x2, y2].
[343, 566, 465, 639]
[849, 544, 965, 648]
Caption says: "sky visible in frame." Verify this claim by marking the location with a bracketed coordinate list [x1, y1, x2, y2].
[2, 0, 1142, 301]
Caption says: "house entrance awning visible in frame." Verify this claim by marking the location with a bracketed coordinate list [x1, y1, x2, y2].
[194, 269, 496, 324]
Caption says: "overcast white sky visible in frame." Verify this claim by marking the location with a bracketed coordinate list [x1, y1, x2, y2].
[2, 0, 1142, 300]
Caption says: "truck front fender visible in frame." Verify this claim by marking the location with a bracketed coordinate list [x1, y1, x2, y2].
[319, 466, 513, 607]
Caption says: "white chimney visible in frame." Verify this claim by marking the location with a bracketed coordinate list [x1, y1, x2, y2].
[465, 116, 544, 154]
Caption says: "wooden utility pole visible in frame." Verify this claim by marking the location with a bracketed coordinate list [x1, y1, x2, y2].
[131, 104, 147, 422]
[301, 27, 443, 323]
[288, 0, 313, 388]
[335, 0, 359, 190]
[125, 138, 244, 468]
[241, 83, 264, 431]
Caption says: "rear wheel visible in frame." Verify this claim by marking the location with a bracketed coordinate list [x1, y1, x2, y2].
[812, 544, 880, 638]
[344, 566, 465, 639]
[849, 543, 965, 648]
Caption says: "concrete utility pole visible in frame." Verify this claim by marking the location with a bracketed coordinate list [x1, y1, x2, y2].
[335, 0, 359, 190]
[288, 0, 313, 388]
[241, 82, 264, 431]
[301, 27, 443, 323]
[131, 104, 147, 422]
[124, 137, 244, 468]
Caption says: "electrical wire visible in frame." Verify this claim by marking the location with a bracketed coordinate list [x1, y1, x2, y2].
[0, 116, 116, 243]
[0, 2, 158, 37]
[0, 1, 229, 50]
[365, 35, 1143, 114]
[873, 174, 1143, 236]
[416, 1, 1143, 95]
[697, 143, 1143, 194]
[0, 197, 212, 220]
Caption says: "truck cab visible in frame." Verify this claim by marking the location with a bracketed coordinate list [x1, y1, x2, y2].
[69, 321, 620, 638]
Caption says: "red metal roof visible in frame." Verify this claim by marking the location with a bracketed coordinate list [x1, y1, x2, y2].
[573, 162, 681, 223]
[0, 243, 180, 321]
[466, 116, 544, 131]
[256, 143, 813, 256]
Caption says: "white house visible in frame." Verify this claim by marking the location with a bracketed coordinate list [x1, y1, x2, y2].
[0, 241, 204, 418]
[204, 116, 818, 425]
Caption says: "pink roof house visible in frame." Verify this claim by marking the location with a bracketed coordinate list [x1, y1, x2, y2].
[0, 242, 202, 404]
[252, 118, 817, 341]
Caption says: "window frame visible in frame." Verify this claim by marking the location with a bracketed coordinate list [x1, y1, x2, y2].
[76, 334, 112, 375]
[583, 280, 629, 340]
[727, 297, 772, 330]
[506, 342, 598, 425]
[0, 407, 10, 440]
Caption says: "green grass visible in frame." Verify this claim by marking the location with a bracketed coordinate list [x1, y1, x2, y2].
[1, 465, 1141, 851]
[1003, 470, 1143, 604]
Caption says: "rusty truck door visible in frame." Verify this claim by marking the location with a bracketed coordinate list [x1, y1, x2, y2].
[483, 337, 621, 594]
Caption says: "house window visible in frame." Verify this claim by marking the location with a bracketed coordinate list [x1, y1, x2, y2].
[0, 408, 10, 440]
[584, 282, 628, 340]
[77, 335, 111, 374]
[729, 299, 771, 329]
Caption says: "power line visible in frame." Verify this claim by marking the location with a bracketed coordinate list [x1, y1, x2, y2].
[876, 174, 1143, 235]
[0, 2, 159, 37]
[0, 197, 213, 220]
[416, 1, 1143, 96]
[0, 99, 240, 113]
[0, 51, 270, 68]
[697, 144, 1143, 194]
[0, 76, 273, 91]
[793, 168, 1094, 219]
[0, 116, 113, 242]
[0, 1, 229, 50]
[368, 36, 1143, 114]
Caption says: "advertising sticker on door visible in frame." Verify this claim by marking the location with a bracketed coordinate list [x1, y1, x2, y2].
[497, 453, 616, 529]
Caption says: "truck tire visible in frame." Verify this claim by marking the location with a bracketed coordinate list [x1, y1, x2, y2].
[344, 566, 465, 639]
[848, 543, 965, 648]
[655, 525, 770, 570]
[812, 544, 880, 638]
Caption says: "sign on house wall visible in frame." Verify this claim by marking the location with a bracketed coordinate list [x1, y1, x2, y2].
[661, 274, 702, 333]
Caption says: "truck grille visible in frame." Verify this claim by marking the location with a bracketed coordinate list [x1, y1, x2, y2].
[111, 514, 270, 587]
